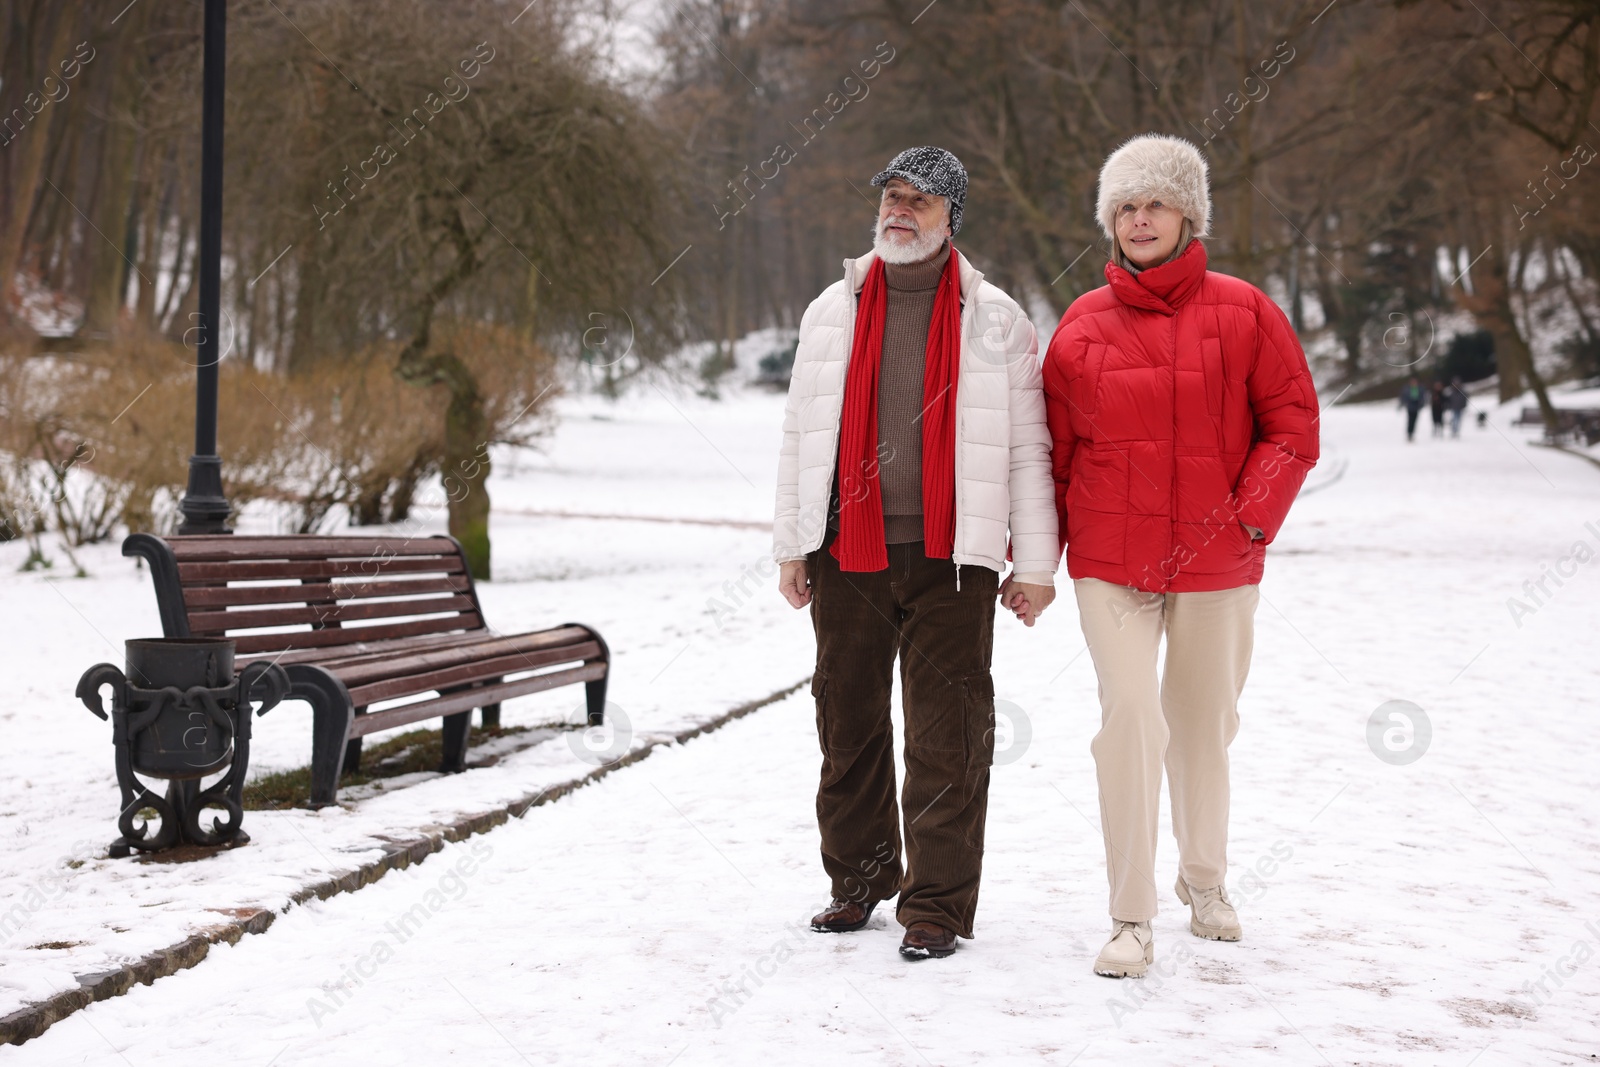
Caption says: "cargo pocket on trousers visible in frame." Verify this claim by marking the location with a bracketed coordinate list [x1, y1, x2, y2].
[961, 672, 996, 851]
[963, 672, 996, 781]
[811, 671, 829, 755]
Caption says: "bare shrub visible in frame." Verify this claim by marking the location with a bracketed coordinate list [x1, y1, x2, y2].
[2, 322, 554, 548]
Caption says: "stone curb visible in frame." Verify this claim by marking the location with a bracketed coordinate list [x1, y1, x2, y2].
[0, 677, 808, 1046]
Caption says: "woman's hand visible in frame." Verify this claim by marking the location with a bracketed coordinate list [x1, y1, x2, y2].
[998, 575, 1055, 626]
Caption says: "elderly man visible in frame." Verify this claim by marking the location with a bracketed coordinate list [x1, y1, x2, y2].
[773, 146, 1058, 960]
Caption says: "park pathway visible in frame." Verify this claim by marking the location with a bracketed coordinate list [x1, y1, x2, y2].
[12, 399, 1600, 1066]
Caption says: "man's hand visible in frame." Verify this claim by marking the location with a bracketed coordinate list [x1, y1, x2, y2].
[779, 560, 812, 608]
[998, 575, 1055, 627]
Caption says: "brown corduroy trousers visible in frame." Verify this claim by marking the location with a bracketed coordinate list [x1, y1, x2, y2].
[808, 536, 998, 938]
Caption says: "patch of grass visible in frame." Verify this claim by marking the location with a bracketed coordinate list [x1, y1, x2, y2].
[30, 941, 84, 950]
[243, 723, 540, 810]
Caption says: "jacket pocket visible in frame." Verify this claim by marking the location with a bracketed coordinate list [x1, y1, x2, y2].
[1201, 337, 1225, 417]
[1078, 342, 1108, 418]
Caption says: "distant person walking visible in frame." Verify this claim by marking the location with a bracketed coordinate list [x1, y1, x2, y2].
[1429, 381, 1446, 438]
[1399, 377, 1427, 442]
[1445, 377, 1469, 438]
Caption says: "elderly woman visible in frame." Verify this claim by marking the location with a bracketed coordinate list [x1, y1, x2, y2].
[1042, 135, 1319, 978]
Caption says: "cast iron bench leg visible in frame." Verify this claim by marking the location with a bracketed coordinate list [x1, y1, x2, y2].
[342, 707, 366, 774]
[576, 625, 611, 728]
[480, 703, 501, 730]
[440, 710, 471, 774]
[440, 681, 480, 774]
[288, 666, 355, 809]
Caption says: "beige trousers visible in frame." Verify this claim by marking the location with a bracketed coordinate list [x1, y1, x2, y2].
[1073, 577, 1260, 922]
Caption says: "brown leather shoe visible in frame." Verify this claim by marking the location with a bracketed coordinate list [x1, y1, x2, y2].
[810, 899, 877, 933]
[899, 921, 957, 959]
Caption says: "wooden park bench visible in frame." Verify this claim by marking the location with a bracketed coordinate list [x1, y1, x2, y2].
[1562, 409, 1600, 446]
[1513, 406, 1543, 426]
[1514, 406, 1600, 445]
[123, 533, 609, 808]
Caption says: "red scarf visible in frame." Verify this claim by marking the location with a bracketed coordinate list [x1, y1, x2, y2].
[831, 247, 962, 572]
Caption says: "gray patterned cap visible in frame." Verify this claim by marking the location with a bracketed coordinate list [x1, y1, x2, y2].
[871, 146, 968, 235]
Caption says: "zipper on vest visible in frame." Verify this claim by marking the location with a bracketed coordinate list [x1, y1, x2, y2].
[956, 563, 961, 591]
[819, 261, 858, 555]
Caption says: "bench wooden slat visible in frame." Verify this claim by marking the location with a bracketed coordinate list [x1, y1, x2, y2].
[165, 535, 461, 561]
[344, 641, 603, 706]
[319, 627, 597, 682]
[230, 613, 482, 655]
[237, 632, 493, 667]
[177, 556, 465, 583]
[183, 575, 471, 609]
[187, 594, 478, 634]
[328, 575, 473, 601]
[184, 582, 339, 608]
[349, 663, 608, 738]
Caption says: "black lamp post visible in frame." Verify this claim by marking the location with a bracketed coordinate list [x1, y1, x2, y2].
[176, 0, 232, 535]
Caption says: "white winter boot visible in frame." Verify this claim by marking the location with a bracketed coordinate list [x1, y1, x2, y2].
[1093, 920, 1154, 978]
[1175, 876, 1242, 941]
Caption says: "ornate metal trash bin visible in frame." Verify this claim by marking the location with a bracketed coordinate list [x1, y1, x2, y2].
[76, 638, 288, 855]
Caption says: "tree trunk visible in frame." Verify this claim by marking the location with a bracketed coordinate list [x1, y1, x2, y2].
[1475, 246, 1527, 404]
[287, 246, 323, 373]
[394, 234, 490, 577]
[0, 2, 78, 319]
[516, 255, 540, 343]
[243, 239, 266, 366]
[164, 247, 199, 343]
[79, 4, 147, 338]
[132, 146, 169, 330]
[1472, 243, 1557, 424]
[441, 358, 491, 580]
[1230, 0, 1258, 286]
[398, 345, 491, 578]
[386, 449, 432, 523]
[35, 122, 76, 291]
[1316, 264, 1362, 380]
[349, 481, 386, 526]
[157, 209, 192, 331]
[1287, 241, 1303, 333]
[721, 218, 741, 384]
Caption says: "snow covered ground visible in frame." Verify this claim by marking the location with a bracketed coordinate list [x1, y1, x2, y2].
[0, 387, 810, 1021]
[5, 384, 1600, 1065]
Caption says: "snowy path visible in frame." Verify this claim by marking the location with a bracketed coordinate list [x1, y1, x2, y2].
[0, 391, 811, 1019]
[8, 395, 1600, 1065]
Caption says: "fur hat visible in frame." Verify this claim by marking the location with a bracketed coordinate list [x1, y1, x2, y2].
[1096, 134, 1211, 241]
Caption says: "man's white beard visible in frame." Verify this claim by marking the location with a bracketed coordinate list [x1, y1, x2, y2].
[871, 216, 947, 265]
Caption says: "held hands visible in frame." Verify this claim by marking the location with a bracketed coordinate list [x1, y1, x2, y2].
[778, 560, 812, 608]
[782, 560, 1058, 623]
[998, 575, 1055, 627]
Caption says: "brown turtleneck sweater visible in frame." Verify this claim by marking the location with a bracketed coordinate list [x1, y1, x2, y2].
[829, 242, 953, 544]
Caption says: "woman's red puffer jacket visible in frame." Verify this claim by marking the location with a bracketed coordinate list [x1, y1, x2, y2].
[1043, 240, 1319, 593]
